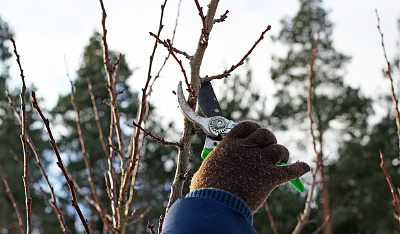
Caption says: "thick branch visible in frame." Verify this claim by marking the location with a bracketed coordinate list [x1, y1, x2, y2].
[201, 25, 271, 83]
[10, 37, 32, 234]
[166, 0, 221, 214]
[31, 91, 92, 234]
[375, 10, 400, 157]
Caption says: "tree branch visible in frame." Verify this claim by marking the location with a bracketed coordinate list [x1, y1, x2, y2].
[10, 37, 32, 234]
[201, 25, 271, 83]
[0, 167, 26, 234]
[213, 10, 229, 24]
[132, 121, 182, 147]
[380, 151, 400, 215]
[264, 202, 278, 234]
[292, 26, 322, 234]
[375, 9, 400, 158]
[31, 91, 92, 234]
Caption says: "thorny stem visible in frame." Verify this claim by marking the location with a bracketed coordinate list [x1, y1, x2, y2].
[375, 10, 400, 158]
[31, 91, 92, 234]
[379, 151, 400, 215]
[201, 25, 272, 83]
[10, 37, 32, 234]
[0, 167, 26, 234]
[264, 202, 278, 234]
[292, 26, 322, 234]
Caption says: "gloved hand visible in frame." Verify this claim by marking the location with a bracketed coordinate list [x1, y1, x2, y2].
[190, 120, 311, 214]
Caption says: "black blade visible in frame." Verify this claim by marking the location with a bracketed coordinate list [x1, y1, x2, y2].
[198, 81, 224, 117]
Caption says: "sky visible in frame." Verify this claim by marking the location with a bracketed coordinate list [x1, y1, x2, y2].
[1, 0, 399, 161]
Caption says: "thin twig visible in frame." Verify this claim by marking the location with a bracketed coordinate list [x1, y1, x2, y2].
[213, 10, 229, 24]
[87, 78, 110, 157]
[375, 9, 400, 157]
[127, 207, 152, 225]
[10, 150, 72, 234]
[149, 32, 192, 60]
[132, 121, 181, 147]
[380, 151, 400, 215]
[201, 25, 271, 83]
[264, 202, 278, 234]
[31, 91, 92, 234]
[193, 0, 207, 33]
[7, 87, 71, 234]
[69, 80, 109, 228]
[311, 215, 330, 234]
[292, 26, 322, 234]
[147, 221, 156, 234]
[0, 167, 26, 234]
[10, 37, 32, 234]
[125, 0, 169, 223]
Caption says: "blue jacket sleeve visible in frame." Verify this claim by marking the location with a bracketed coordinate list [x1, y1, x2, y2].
[161, 188, 257, 234]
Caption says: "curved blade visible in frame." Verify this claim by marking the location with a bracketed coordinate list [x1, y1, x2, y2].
[176, 81, 217, 138]
[198, 81, 224, 117]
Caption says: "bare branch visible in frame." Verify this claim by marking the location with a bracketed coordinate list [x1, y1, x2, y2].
[264, 202, 278, 234]
[201, 25, 271, 83]
[87, 78, 110, 157]
[31, 91, 92, 234]
[375, 9, 400, 157]
[10, 37, 32, 234]
[193, 0, 207, 32]
[380, 151, 400, 215]
[166, 0, 221, 214]
[127, 207, 152, 225]
[213, 10, 229, 24]
[292, 25, 322, 234]
[149, 32, 192, 60]
[147, 221, 156, 234]
[158, 215, 164, 234]
[132, 121, 181, 147]
[311, 215, 330, 234]
[0, 167, 26, 234]
[69, 80, 109, 228]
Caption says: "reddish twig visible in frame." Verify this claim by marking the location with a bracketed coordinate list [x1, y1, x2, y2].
[380, 151, 400, 215]
[264, 202, 278, 234]
[87, 78, 110, 157]
[149, 32, 191, 60]
[147, 221, 156, 234]
[10, 150, 71, 234]
[69, 80, 109, 228]
[375, 10, 400, 157]
[127, 207, 152, 225]
[194, 0, 207, 32]
[31, 91, 92, 234]
[132, 121, 181, 147]
[311, 215, 331, 234]
[213, 10, 229, 24]
[166, 39, 194, 95]
[292, 26, 322, 234]
[10, 37, 32, 234]
[0, 167, 26, 234]
[201, 25, 272, 83]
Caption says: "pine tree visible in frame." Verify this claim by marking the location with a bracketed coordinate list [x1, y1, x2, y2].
[270, 0, 372, 232]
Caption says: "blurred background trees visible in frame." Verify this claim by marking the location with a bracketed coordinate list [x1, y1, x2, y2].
[1, 0, 400, 233]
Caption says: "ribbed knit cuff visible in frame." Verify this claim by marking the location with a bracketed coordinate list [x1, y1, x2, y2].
[186, 188, 253, 224]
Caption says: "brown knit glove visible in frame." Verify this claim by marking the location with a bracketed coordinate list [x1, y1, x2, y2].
[190, 120, 310, 214]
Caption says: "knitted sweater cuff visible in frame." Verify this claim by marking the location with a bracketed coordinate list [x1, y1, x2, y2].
[186, 188, 253, 224]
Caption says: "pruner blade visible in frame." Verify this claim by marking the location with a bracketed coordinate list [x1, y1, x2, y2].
[177, 81, 237, 139]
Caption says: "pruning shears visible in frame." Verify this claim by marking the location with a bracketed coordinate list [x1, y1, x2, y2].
[176, 80, 305, 193]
